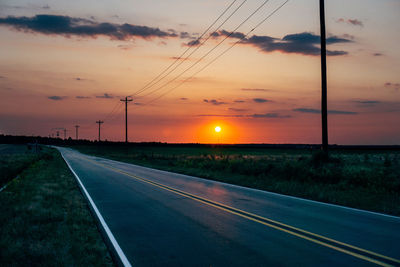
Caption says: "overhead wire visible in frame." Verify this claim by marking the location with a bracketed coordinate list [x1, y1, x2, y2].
[137, 0, 272, 100]
[128, 0, 240, 98]
[142, 0, 290, 106]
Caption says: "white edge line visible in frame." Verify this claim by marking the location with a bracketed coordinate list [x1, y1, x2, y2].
[0, 175, 19, 193]
[91, 152, 400, 221]
[59, 150, 132, 267]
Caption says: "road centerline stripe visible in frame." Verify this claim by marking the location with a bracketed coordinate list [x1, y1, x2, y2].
[82, 155, 399, 267]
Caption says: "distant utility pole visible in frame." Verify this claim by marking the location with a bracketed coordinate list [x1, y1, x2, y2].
[120, 96, 133, 143]
[320, 0, 328, 153]
[63, 128, 67, 140]
[75, 125, 80, 140]
[96, 120, 104, 141]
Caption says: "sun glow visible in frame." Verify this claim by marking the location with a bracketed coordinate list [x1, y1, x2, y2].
[215, 126, 221, 133]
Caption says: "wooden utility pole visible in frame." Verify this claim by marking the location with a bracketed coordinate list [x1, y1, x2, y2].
[120, 97, 133, 143]
[320, 0, 328, 153]
[75, 125, 80, 140]
[96, 120, 104, 141]
[63, 128, 67, 140]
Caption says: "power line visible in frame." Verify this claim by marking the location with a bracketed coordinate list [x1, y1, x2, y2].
[142, 0, 290, 106]
[138, 0, 273, 100]
[130, 0, 248, 98]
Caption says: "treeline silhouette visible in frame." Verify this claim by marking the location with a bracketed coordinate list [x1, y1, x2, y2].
[0, 134, 399, 151]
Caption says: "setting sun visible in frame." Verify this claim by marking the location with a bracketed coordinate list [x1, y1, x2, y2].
[215, 126, 221, 133]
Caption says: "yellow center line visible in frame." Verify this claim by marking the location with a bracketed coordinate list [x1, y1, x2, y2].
[81, 156, 399, 267]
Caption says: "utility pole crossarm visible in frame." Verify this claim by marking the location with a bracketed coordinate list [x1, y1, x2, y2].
[120, 97, 133, 143]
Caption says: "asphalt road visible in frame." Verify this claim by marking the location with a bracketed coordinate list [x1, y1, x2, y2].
[58, 147, 400, 267]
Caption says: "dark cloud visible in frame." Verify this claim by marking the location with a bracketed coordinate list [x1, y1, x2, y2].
[185, 39, 200, 47]
[250, 113, 291, 118]
[234, 100, 245, 103]
[253, 98, 270, 103]
[336, 18, 363, 27]
[293, 108, 357, 115]
[96, 93, 113, 99]
[134, 102, 143, 106]
[373, 53, 383, 57]
[0, 75, 5, 79]
[240, 32, 351, 56]
[228, 108, 248, 112]
[241, 88, 274, 92]
[179, 97, 188, 101]
[0, 14, 179, 41]
[76, 96, 91, 99]
[203, 99, 227, 105]
[48, 96, 67, 101]
[210, 31, 351, 56]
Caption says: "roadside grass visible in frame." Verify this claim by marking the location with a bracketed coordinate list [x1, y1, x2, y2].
[0, 147, 114, 266]
[73, 144, 400, 216]
[0, 146, 39, 188]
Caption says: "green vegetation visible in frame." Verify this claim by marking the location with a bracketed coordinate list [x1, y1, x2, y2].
[73, 144, 400, 216]
[0, 145, 40, 188]
[0, 147, 114, 266]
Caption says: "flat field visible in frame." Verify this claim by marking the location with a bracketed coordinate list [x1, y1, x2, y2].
[0, 146, 114, 266]
[73, 144, 400, 216]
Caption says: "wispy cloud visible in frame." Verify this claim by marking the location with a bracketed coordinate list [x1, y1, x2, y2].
[234, 100, 245, 103]
[384, 82, 400, 91]
[179, 97, 188, 101]
[250, 113, 291, 118]
[96, 93, 113, 99]
[203, 99, 228, 105]
[336, 18, 364, 27]
[352, 100, 381, 105]
[0, 14, 183, 41]
[197, 112, 290, 119]
[76, 95, 91, 99]
[228, 108, 248, 112]
[241, 88, 275, 92]
[48, 96, 67, 101]
[293, 108, 358, 115]
[253, 98, 270, 103]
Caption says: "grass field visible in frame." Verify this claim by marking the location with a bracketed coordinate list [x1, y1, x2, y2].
[73, 144, 400, 216]
[0, 144, 41, 188]
[0, 146, 114, 266]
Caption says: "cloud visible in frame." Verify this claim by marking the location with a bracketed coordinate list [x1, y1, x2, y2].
[336, 18, 363, 27]
[203, 99, 227, 105]
[241, 88, 274, 92]
[228, 108, 248, 112]
[48, 96, 67, 101]
[179, 97, 188, 101]
[293, 108, 357, 115]
[384, 82, 400, 90]
[373, 53, 383, 57]
[0, 75, 5, 79]
[353, 100, 381, 105]
[234, 100, 245, 103]
[253, 98, 270, 103]
[0, 14, 180, 41]
[197, 113, 290, 119]
[213, 31, 351, 56]
[76, 95, 91, 99]
[184, 39, 200, 47]
[250, 113, 291, 118]
[96, 93, 113, 99]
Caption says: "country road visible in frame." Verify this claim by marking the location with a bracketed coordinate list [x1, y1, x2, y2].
[57, 147, 400, 267]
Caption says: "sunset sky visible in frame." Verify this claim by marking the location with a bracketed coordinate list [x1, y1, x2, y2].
[0, 0, 399, 144]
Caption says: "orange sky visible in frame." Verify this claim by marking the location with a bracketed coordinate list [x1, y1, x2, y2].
[0, 0, 399, 144]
